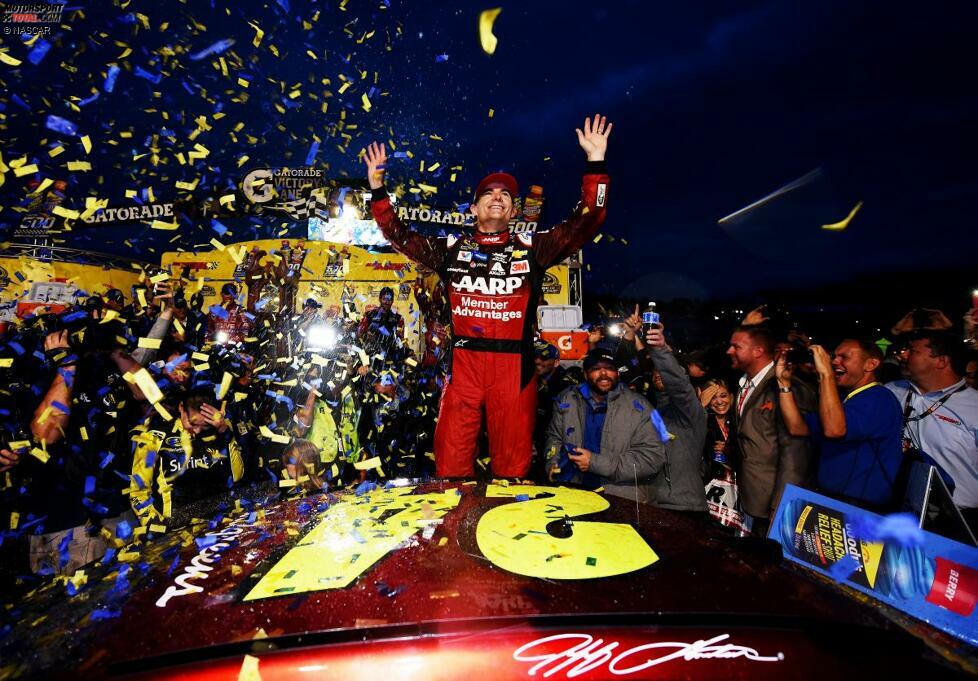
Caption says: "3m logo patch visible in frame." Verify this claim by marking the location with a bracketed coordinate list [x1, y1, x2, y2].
[596, 183, 607, 208]
[511, 260, 529, 274]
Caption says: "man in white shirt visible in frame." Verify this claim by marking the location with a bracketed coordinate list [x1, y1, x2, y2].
[727, 325, 815, 535]
[886, 331, 978, 529]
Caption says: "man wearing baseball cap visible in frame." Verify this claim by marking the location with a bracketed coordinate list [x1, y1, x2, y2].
[364, 114, 612, 477]
[544, 347, 665, 501]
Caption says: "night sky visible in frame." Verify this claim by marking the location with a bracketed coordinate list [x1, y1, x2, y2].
[1, 0, 976, 305]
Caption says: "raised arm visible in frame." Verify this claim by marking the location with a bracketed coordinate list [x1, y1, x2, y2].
[364, 142, 446, 272]
[534, 114, 613, 267]
[31, 331, 76, 445]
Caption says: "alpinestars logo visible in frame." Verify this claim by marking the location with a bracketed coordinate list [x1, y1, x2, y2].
[452, 275, 524, 295]
[596, 183, 607, 207]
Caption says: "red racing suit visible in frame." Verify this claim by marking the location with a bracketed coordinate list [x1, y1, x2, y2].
[370, 162, 609, 477]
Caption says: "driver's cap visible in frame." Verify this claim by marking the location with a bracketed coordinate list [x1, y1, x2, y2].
[474, 172, 519, 201]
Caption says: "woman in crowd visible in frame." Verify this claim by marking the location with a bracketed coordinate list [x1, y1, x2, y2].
[699, 379, 736, 483]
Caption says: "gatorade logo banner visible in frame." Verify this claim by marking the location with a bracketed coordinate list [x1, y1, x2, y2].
[771, 485, 978, 647]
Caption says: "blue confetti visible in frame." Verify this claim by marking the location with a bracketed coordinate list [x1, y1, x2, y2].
[847, 512, 924, 547]
[515, 494, 530, 502]
[27, 39, 52, 65]
[78, 91, 100, 106]
[650, 410, 671, 442]
[45, 114, 77, 136]
[89, 608, 121, 621]
[195, 535, 219, 549]
[305, 140, 320, 166]
[104, 64, 120, 92]
[116, 520, 133, 540]
[188, 38, 236, 61]
[828, 554, 859, 582]
[435, 53, 449, 63]
[210, 219, 228, 236]
[208, 304, 229, 320]
[134, 66, 161, 84]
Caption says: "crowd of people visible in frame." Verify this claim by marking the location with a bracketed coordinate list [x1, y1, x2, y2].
[1, 263, 977, 580]
[545, 304, 978, 539]
[0, 275, 445, 576]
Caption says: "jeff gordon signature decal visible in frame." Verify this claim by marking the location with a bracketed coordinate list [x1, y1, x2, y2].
[513, 633, 784, 677]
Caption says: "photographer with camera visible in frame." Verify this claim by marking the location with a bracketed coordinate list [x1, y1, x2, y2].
[776, 340, 903, 510]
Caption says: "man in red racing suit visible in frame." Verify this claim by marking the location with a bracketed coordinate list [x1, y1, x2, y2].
[364, 114, 612, 477]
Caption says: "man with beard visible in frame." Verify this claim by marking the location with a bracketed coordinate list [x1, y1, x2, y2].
[545, 348, 665, 502]
[727, 324, 814, 535]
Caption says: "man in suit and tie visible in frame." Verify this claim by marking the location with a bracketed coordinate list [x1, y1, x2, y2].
[727, 325, 815, 536]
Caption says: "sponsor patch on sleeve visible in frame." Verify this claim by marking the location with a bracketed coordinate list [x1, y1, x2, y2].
[596, 183, 607, 207]
[457, 250, 472, 262]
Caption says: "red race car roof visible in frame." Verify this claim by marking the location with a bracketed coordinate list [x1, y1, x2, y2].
[2, 480, 975, 679]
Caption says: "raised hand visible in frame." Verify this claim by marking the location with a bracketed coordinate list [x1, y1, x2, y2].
[575, 113, 613, 162]
[699, 383, 721, 409]
[363, 142, 388, 190]
[199, 402, 228, 433]
[775, 349, 794, 388]
[810, 344, 834, 380]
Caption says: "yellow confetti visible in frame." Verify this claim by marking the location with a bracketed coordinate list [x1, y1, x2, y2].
[67, 161, 92, 172]
[175, 178, 199, 191]
[479, 8, 503, 55]
[30, 448, 50, 464]
[80, 135, 92, 154]
[822, 201, 863, 231]
[13, 164, 39, 177]
[126, 368, 164, 404]
[488, 108, 494, 118]
[259, 425, 291, 445]
[0, 51, 22, 67]
[151, 220, 178, 230]
[250, 22, 265, 47]
[52, 206, 81, 220]
[361, 92, 372, 111]
[137, 337, 162, 350]
[354, 456, 382, 471]
[238, 655, 262, 681]
[417, 183, 437, 194]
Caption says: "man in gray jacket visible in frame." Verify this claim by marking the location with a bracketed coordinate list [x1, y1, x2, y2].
[545, 348, 666, 502]
[644, 324, 709, 513]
